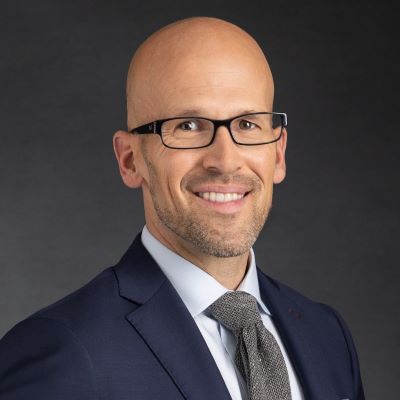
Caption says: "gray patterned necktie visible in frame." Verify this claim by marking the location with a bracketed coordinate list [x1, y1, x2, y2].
[208, 291, 292, 400]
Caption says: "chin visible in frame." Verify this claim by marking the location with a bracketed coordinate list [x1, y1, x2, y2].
[188, 231, 256, 258]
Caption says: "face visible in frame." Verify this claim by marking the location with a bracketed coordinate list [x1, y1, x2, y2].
[115, 28, 287, 259]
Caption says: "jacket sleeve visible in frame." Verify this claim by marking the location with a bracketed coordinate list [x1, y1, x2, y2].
[0, 316, 98, 400]
[320, 303, 365, 400]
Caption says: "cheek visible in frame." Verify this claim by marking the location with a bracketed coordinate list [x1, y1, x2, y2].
[247, 147, 277, 184]
[155, 152, 198, 200]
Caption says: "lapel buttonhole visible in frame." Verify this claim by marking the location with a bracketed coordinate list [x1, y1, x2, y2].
[288, 307, 302, 319]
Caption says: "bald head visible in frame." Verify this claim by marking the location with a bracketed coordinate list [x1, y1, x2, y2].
[126, 17, 274, 130]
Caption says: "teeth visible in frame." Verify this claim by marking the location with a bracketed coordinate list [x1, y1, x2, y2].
[197, 192, 245, 202]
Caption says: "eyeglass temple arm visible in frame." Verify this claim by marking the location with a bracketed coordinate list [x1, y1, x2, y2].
[277, 112, 288, 127]
[130, 121, 162, 134]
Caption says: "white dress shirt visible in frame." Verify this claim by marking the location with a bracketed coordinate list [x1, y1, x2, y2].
[141, 226, 304, 400]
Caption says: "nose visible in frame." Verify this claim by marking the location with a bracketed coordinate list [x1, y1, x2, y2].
[201, 126, 243, 174]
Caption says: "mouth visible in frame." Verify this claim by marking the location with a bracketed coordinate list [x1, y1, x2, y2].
[195, 191, 249, 203]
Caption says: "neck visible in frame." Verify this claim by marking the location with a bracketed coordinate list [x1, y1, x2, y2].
[146, 223, 249, 290]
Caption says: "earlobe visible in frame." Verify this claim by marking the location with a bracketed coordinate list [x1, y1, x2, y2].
[112, 130, 143, 188]
[273, 127, 287, 184]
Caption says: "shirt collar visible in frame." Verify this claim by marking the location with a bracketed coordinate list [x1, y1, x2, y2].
[141, 225, 271, 317]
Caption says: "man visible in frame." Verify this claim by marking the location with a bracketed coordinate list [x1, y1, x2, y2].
[0, 17, 364, 400]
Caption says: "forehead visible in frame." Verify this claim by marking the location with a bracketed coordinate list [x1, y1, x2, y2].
[143, 58, 272, 121]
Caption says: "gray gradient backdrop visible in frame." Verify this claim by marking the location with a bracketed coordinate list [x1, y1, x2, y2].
[1, 0, 399, 397]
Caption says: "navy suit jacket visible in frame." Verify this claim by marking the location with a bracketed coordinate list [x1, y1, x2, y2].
[0, 234, 364, 399]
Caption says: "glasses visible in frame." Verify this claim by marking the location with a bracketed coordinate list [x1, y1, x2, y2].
[129, 111, 288, 149]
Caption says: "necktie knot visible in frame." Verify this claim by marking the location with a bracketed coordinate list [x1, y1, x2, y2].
[208, 291, 262, 333]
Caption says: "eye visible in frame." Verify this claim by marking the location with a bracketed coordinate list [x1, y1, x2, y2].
[238, 119, 256, 130]
[178, 120, 199, 131]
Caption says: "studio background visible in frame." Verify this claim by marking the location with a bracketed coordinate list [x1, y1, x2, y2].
[1, 0, 398, 397]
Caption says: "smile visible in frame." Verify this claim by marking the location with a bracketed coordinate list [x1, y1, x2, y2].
[197, 192, 246, 203]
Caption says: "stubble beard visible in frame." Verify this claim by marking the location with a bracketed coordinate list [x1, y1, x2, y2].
[145, 158, 271, 258]
[153, 199, 270, 257]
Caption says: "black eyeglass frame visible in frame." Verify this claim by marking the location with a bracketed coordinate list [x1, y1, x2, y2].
[129, 111, 288, 149]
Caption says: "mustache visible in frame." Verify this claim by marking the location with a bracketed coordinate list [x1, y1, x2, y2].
[183, 172, 262, 192]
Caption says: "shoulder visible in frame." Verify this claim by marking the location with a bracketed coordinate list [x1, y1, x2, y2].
[1, 265, 131, 345]
[258, 267, 339, 313]
[0, 311, 100, 398]
[30, 267, 119, 324]
[0, 265, 115, 338]
[257, 267, 358, 341]
[0, 266, 124, 398]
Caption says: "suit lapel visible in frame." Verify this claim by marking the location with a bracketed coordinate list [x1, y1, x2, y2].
[114, 235, 232, 400]
[257, 268, 338, 400]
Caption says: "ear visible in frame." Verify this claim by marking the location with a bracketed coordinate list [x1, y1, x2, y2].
[273, 127, 287, 184]
[112, 130, 143, 188]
